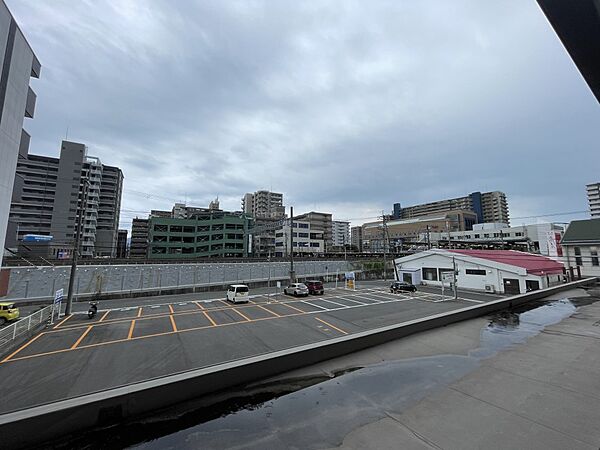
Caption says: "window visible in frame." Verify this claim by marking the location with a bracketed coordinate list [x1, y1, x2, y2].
[575, 247, 582, 266]
[183, 226, 195, 233]
[275, 242, 284, 247]
[483, 233, 490, 238]
[170, 225, 182, 233]
[591, 247, 599, 267]
[474, 234, 480, 238]
[299, 223, 309, 229]
[275, 232, 284, 238]
[466, 269, 486, 276]
[310, 242, 320, 247]
[299, 232, 309, 238]
[422, 267, 438, 281]
[515, 232, 523, 237]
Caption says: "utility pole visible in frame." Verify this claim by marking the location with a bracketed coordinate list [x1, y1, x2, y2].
[452, 256, 458, 300]
[289, 206, 295, 283]
[382, 210, 388, 281]
[426, 225, 431, 250]
[446, 219, 451, 249]
[66, 178, 89, 315]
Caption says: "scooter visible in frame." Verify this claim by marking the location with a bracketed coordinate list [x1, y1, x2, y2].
[87, 302, 98, 319]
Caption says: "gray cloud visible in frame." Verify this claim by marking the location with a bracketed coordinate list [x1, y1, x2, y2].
[8, 0, 600, 228]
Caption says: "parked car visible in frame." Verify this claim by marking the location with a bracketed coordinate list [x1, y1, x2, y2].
[0, 302, 20, 325]
[284, 283, 309, 297]
[226, 284, 250, 303]
[305, 280, 324, 295]
[390, 281, 417, 293]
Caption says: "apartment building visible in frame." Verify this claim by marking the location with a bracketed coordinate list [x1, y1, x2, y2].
[6, 140, 123, 258]
[332, 220, 350, 248]
[392, 191, 509, 226]
[587, 182, 600, 218]
[351, 226, 363, 252]
[116, 229, 128, 258]
[242, 190, 285, 219]
[130, 218, 148, 258]
[0, 1, 40, 266]
[295, 211, 332, 251]
[274, 219, 324, 257]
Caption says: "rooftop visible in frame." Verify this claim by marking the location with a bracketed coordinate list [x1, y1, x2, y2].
[447, 249, 564, 275]
[561, 218, 600, 244]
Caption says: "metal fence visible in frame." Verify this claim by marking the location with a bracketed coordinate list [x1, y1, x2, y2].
[0, 305, 53, 348]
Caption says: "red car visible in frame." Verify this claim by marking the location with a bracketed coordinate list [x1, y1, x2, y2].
[305, 280, 324, 295]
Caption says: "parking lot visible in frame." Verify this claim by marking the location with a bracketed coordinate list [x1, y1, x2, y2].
[0, 282, 498, 414]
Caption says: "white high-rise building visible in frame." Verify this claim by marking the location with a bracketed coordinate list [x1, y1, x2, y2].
[332, 220, 350, 247]
[587, 182, 600, 218]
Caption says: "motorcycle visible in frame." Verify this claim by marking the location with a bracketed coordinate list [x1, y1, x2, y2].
[87, 302, 98, 319]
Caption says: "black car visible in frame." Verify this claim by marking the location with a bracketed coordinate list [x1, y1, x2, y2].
[390, 281, 417, 293]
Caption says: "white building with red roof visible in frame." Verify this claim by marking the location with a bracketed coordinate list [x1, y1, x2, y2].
[394, 249, 564, 295]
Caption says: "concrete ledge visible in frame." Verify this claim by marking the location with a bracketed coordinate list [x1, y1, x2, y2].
[0, 277, 595, 448]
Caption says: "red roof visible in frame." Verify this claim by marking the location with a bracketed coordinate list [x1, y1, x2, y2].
[447, 249, 564, 275]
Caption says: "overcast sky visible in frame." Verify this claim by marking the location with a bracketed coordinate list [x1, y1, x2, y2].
[7, 0, 600, 229]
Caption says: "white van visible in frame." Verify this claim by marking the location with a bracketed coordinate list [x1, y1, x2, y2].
[226, 284, 250, 304]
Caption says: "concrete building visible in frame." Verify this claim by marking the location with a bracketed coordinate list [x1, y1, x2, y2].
[331, 220, 350, 248]
[392, 191, 509, 226]
[0, 1, 40, 267]
[130, 218, 148, 258]
[295, 211, 332, 251]
[5, 140, 123, 258]
[561, 218, 600, 278]
[394, 249, 564, 294]
[351, 226, 363, 252]
[363, 210, 478, 253]
[587, 182, 600, 218]
[242, 190, 285, 219]
[424, 222, 565, 256]
[116, 229, 127, 258]
[274, 219, 324, 257]
[147, 211, 253, 259]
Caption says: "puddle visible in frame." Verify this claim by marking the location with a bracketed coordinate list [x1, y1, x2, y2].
[51, 293, 598, 450]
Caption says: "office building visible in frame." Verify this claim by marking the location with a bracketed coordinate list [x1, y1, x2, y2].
[587, 182, 600, 218]
[242, 190, 285, 219]
[6, 140, 123, 258]
[0, 1, 40, 266]
[116, 229, 128, 258]
[274, 219, 324, 257]
[130, 218, 148, 258]
[147, 210, 253, 259]
[331, 220, 350, 248]
[392, 191, 509, 226]
[351, 226, 363, 252]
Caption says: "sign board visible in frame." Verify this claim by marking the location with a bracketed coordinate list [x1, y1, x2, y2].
[54, 288, 64, 304]
[345, 272, 356, 290]
[276, 281, 281, 288]
[23, 234, 53, 242]
[441, 272, 454, 282]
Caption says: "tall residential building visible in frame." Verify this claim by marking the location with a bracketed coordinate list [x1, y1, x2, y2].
[587, 182, 600, 218]
[0, 1, 40, 266]
[6, 140, 124, 258]
[242, 190, 285, 219]
[392, 191, 509, 226]
[332, 220, 350, 248]
[351, 226, 363, 252]
[130, 218, 149, 258]
[116, 229, 128, 258]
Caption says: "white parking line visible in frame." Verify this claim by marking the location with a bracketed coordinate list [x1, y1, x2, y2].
[301, 300, 330, 310]
[318, 298, 351, 308]
[334, 296, 368, 306]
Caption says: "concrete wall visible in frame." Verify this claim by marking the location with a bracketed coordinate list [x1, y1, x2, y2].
[1, 260, 355, 301]
[0, 277, 594, 449]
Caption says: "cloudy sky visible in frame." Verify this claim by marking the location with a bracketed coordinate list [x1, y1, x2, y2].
[7, 0, 600, 229]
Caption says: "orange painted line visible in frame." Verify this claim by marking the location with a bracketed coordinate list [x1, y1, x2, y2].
[280, 302, 305, 314]
[203, 310, 217, 327]
[2, 332, 44, 362]
[231, 308, 251, 322]
[168, 304, 174, 314]
[71, 326, 93, 349]
[219, 300, 230, 307]
[256, 304, 280, 317]
[169, 315, 178, 332]
[127, 320, 136, 339]
[194, 301, 205, 310]
[53, 314, 73, 329]
[137, 307, 143, 318]
[98, 311, 110, 322]
[315, 317, 348, 335]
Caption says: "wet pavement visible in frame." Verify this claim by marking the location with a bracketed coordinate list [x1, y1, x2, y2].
[45, 287, 600, 450]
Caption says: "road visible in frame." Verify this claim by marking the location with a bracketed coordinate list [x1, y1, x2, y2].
[0, 281, 502, 414]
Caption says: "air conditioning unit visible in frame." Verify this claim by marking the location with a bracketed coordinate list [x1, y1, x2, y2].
[484, 284, 495, 293]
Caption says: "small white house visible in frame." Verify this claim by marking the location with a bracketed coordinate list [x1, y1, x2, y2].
[395, 249, 564, 295]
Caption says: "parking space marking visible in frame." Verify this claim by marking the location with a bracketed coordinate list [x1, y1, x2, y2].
[53, 314, 73, 329]
[202, 311, 217, 327]
[98, 311, 110, 322]
[319, 298, 350, 308]
[302, 300, 329, 311]
[219, 300, 230, 307]
[71, 326, 93, 349]
[279, 302, 306, 314]
[169, 315, 178, 332]
[336, 296, 367, 306]
[231, 308, 251, 322]
[194, 301, 205, 310]
[1, 333, 44, 362]
[137, 307, 143, 318]
[256, 304, 280, 317]
[168, 304, 174, 314]
[315, 317, 348, 335]
[127, 320, 136, 339]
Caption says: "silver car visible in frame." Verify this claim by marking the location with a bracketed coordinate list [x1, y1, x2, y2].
[284, 283, 309, 297]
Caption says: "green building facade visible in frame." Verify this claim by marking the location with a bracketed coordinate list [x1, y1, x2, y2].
[147, 212, 253, 259]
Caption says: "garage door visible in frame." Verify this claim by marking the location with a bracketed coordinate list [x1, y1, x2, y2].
[503, 278, 521, 295]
